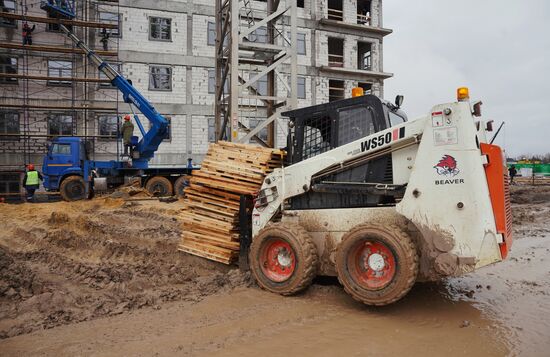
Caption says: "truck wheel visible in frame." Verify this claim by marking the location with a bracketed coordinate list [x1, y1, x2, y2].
[60, 176, 86, 202]
[335, 224, 418, 306]
[249, 223, 318, 296]
[174, 175, 190, 198]
[145, 176, 173, 197]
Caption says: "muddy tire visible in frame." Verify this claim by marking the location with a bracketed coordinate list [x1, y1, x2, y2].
[145, 176, 173, 197]
[335, 224, 418, 306]
[249, 223, 318, 296]
[174, 175, 190, 198]
[60, 176, 86, 202]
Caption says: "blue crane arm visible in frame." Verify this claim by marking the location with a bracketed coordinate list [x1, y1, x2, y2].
[48, 20, 168, 167]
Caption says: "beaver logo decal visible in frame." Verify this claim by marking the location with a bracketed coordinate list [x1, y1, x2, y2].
[434, 155, 460, 177]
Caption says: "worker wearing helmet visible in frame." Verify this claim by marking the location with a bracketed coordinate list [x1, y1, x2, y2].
[121, 115, 134, 156]
[23, 164, 43, 202]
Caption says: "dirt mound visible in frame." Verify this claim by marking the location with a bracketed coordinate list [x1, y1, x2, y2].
[0, 199, 251, 339]
[510, 184, 550, 204]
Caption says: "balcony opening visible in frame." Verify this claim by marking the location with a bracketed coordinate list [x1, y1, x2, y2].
[329, 80, 345, 102]
[358, 82, 372, 95]
[357, 0, 372, 25]
[328, 37, 344, 67]
[327, 0, 343, 21]
[358, 42, 372, 71]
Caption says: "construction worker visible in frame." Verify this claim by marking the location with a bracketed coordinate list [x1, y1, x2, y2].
[22, 22, 35, 45]
[121, 114, 134, 156]
[23, 164, 43, 202]
[100, 28, 110, 51]
[509, 165, 518, 184]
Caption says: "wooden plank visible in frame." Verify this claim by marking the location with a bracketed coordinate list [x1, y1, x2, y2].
[184, 199, 238, 217]
[178, 245, 233, 265]
[191, 176, 258, 195]
[186, 195, 240, 213]
[185, 190, 240, 211]
[187, 182, 242, 202]
[193, 169, 263, 186]
[184, 233, 240, 250]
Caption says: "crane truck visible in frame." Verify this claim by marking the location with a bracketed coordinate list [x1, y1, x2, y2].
[39, 1, 193, 201]
[247, 88, 512, 305]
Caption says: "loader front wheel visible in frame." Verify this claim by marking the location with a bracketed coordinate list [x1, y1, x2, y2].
[145, 176, 173, 197]
[60, 176, 86, 202]
[336, 224, 418, 306]
[250, 223, 318, 296]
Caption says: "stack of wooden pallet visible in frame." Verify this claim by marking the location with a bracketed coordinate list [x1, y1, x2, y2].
[178, 141, 285, 264]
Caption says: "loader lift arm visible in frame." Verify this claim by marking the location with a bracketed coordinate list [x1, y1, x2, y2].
[41, 2, 168, 169]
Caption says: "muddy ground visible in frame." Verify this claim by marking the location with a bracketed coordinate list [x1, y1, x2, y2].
[1, 184, 549, 356]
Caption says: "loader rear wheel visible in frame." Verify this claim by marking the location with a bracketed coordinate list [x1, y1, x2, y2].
[60, 176, 86, 202]
[145, 176, 173, 197]
[174, 175, 190, 198]
[336, 224, 418, 306]
[250, 223, 318, 296]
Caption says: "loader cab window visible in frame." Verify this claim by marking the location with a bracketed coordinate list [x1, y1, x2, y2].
[51, 143, 71, 155]
[302, 115, 332, 160]
[337, 106, 375, 145]
[389, 111, 405, 127]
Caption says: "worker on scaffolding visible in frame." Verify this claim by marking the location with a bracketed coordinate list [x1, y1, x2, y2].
[22, 22, 36, 45]
[100, 28, 110, 51]
[121, 115, 134, 156]
[23, 164, 43, 202]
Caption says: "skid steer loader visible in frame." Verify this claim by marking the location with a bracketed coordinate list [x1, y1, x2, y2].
[248, 87, 512, 306]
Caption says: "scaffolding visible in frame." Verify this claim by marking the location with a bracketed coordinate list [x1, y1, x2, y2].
[0, 0, 121, 173]
[214, 0, 297, 148]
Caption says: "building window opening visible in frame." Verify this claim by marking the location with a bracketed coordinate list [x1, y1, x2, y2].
[249, 119, 268, 143]
[297, 0, 304, 8]
[358, 42, 372, 71]
[48, 114, 74, 136]
[0, 1, 16, 27]
[328, 37, 344, 67]
[357, 0, 372, 25]
[149, 65, 172, 91]
[0, 56, 17, 84]
[98, 115, 118, 139]
[329, 80, 345, 102]
[149, 17, 172, 41]
[357, 82, 372, 95]
[327, 0, 343, 21]
[99, 12, 121, 37]
[47, 60, 73, 86]
[0, 111, 19, 140]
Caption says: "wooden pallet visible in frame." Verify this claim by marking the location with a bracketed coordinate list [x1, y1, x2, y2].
[179, 141, 285, 264]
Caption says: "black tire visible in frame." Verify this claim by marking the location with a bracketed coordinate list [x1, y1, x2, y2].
[174, 175, 190, 198]
[145, 176, 173, 197]
[60, 176, 86, 202]
[249, 223, 318, 296]
[335, 224, 418, 306]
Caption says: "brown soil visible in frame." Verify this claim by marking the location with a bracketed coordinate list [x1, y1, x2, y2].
[1, 183, 550, 356]
[0, 199, 250, 339]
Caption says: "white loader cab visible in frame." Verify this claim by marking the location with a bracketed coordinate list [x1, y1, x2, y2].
[249, 87, 512, 306]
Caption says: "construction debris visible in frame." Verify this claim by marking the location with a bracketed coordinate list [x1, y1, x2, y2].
[178, 141, 284, 264]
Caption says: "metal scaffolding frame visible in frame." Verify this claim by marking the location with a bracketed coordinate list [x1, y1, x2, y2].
[215, 0, 297, 147]
[0, 0, 122, 169]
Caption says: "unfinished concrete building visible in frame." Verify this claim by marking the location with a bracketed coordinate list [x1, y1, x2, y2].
[0, 0, 392, 197]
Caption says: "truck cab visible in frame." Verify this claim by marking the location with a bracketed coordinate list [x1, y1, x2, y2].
[42, 137, 86, 191]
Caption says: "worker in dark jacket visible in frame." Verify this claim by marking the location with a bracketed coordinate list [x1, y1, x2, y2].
[23, 164, 43, 202]
[121, 114, 134, 156]
[509, 165, 518, 184]
[22, 22, 35, 45]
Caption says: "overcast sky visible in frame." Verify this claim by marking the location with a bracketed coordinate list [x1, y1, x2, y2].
[382, 0, 550, 157]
